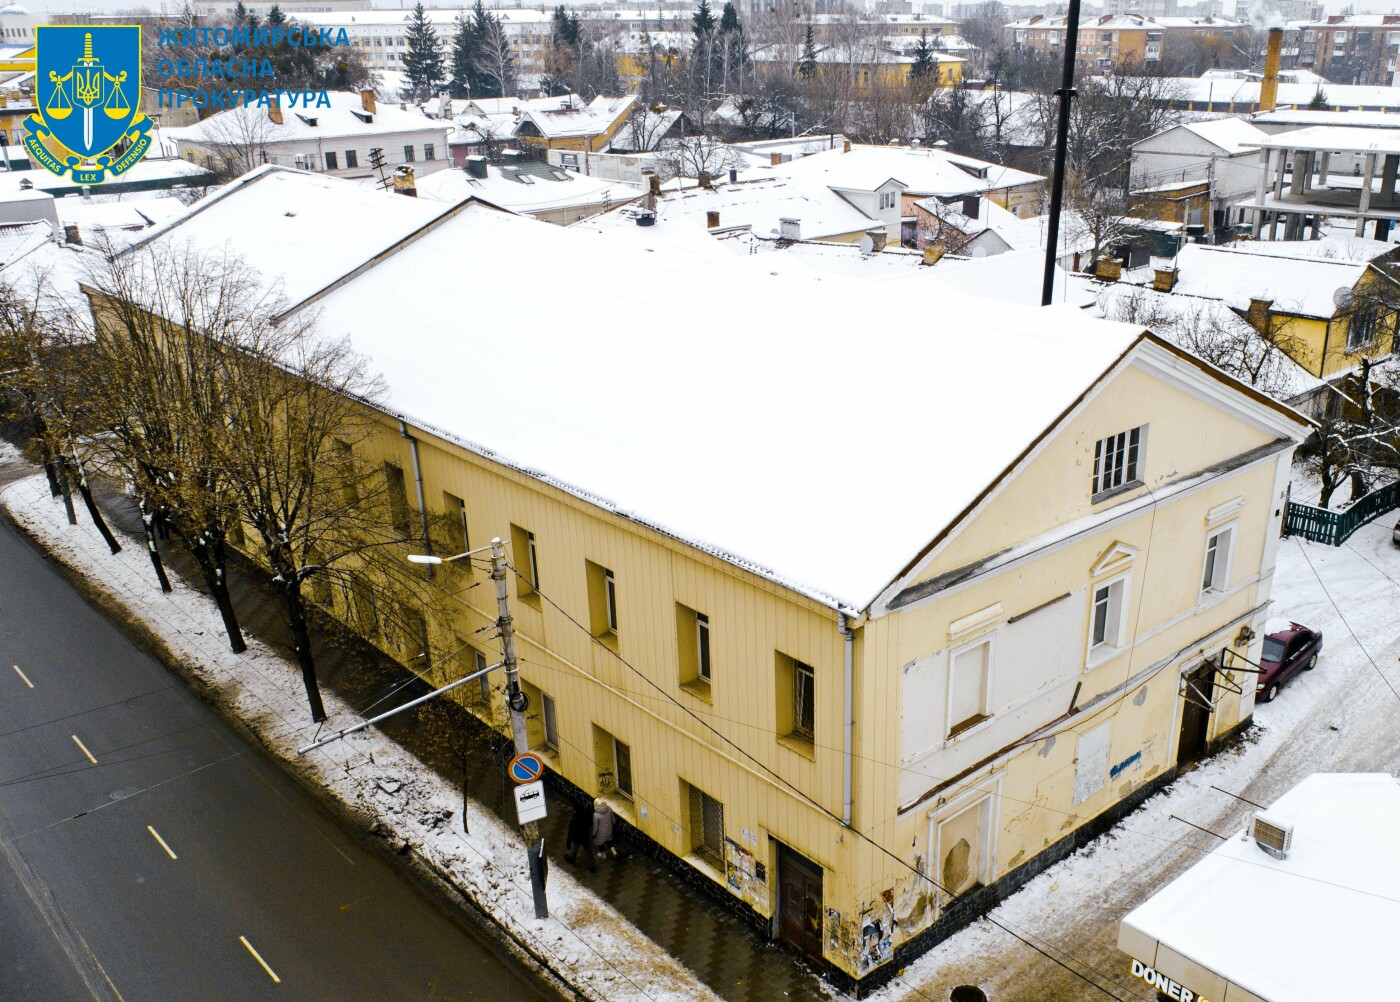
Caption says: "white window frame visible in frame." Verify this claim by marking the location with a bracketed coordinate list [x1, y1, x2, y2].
[927, 784, 998, 900]
[945, 634, 994, 740]
[525, 530, 539, 589]
[1087, 572, 1131, 662]
[604, 568, 618, 632]
[1346, 308, 1378, 352]
[792, 658, 816, 741]
[612, 736, 633, 798]
[475, 649, 492, 702]
[696, 611, 711, 680]
[1200, 522, 1236, 597]
[1092, 425, 1145, 499]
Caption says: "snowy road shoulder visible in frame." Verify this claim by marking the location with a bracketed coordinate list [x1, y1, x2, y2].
[2, 472, 718, 1002]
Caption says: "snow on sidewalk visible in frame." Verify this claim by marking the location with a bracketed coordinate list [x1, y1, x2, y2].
[2, 472, 718, 1002]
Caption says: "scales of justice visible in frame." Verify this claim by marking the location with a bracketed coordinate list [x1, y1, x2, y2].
[45, 31, 131, 154]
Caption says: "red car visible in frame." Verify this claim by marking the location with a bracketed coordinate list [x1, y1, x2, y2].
[1257, 620, 1323, 703]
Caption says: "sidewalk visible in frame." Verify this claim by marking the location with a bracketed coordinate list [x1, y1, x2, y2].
[33, 464, 828, 1002]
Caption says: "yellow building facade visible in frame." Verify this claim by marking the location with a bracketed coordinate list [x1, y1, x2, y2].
[125, 175, 1309, 992]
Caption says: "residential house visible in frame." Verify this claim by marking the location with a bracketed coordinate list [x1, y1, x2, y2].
[513, 95, 638, 156]
[1006, 13, 1243, 70]
[1130, 117, 1270, 235]
[416, 154, 639, 226]
[116, 165, 1309, 993]
[170, 89, 451, 180]
[1295, 14, 1400, 87]
[750, 40, 964, 88]
[1128, 241, 1400, 378]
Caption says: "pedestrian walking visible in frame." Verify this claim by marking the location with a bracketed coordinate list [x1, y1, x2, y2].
[592, 798, 618, 860]
[564, 802, 596, 873]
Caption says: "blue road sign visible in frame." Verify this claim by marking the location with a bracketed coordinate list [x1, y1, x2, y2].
[509, 752, 544, 785]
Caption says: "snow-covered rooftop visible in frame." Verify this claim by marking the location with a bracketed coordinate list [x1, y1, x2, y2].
[1120, 773, 1400, 1002]
[769, 144, 1043, 199]
[169, 91, 450, 145]
[288, 201, 1141, 611]
[1169, 243, 1374, 319]
[1161, 76, 1400, 110]
[415, 161, 639, 216]
[0, 157, 211, 195]
[1250, 123, 1400, 156]
[518, 95, 636, 140]
[1165, 116, 1269, 155]
[1250, 108, 1400, 129]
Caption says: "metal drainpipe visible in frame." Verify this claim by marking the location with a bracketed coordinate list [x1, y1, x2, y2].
[399, 420, 432, 578]
[840, 615, 855, 826]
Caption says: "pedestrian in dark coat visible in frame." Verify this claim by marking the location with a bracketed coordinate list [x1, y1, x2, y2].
[564, 803, 596, 872]
[592, 798, 618, 859]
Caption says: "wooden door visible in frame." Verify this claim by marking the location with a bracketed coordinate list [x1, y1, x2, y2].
[777, 844, 824, 966]
[1178, 662, 1215, 766]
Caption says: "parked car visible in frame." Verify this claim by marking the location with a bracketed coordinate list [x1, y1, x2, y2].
[1257, 619, 1323, 703]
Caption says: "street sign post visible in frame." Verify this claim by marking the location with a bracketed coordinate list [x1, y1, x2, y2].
[514, 780, 547, 824]
[508, 752, 544, 785]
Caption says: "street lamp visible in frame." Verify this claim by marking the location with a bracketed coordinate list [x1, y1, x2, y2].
[405, 543, 495, 566]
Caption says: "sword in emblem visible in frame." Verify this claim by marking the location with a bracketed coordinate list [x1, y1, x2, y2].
[75, 32, 99, 152]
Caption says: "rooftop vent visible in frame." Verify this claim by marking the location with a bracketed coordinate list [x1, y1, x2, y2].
[1250, 812, 1294, 860]
[465, 155, 488, 179]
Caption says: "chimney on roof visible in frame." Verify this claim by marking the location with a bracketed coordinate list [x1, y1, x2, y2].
[1096, 257, 1122, 281]
[1153, 265, 1178, 292]
[465, 155, 488, 179]
[393, 164, 417, 197]
[961, 195, 980, 219]
[1246, 297, 1273, 332]
[780, 217, 800, 241]
[843, 140, 852, 153]
[706, 210, 720, 229]
[63, 224, 82, 246]
[728, 168, 737, 184]
[922, 243, 944, 266]
[698, 170, 712, 188]
[361, 88, 376, 115]
[502, 148, 523, 163]
[1260, 27, 1283, 113]
[268, 94, 283, 125]
[648, 173, 661, 196]
[770, 152, 783, 166]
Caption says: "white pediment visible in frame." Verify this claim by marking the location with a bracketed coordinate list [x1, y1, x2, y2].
[1090, 541, 1139, 578]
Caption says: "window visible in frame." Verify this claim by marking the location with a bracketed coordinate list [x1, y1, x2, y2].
[335, 440, 358, 505]
[475, 649, 492, 702]
[424, 143, 436, 161]
[1090, 575, 1129, 654]
[676, 604, 712, 692]
[1201, 525, 1235, 595]
[403, 144, 416, 163]
[510, 524, 538, 596]
[542, 693, 558, 751]
[686, 781, 725, 867]
[350, 577, 378, 638]
[324, 150, 338, 171]
[383, 462, 411, 535]
[947, 638, 992, 738]
[345, 149, 358, 169]
[1092, 426, 1144, 499]
[1073, 721, 1111, 804]
[1346, 308, 1380, 352]
[696, 613, 711, 680]
[441, 491, 469, 556]
[776, 653, 816, 747]
[585, 561, 618, 641]
[613, 737, 633, 797]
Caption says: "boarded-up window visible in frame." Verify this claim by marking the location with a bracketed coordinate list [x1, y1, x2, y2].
[687, 781, 724, 868]
[937, 796, 990, 896]
[1073, 721, 1112, 804]
[948, 639, 991, 737]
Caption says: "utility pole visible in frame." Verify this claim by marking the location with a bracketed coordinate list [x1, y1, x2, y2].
[491, 536, 549, 919]
[1041, 0, 1085, 307]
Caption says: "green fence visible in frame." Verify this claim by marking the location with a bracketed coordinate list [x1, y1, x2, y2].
[1283, 480, 1400, 546]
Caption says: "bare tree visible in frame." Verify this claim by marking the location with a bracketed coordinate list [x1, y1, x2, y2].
[651, 134, 742, 181]
[189, 104, 278, 181]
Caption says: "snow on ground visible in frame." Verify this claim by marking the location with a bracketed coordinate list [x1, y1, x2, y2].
[873, 497, 1400, 1001]
[1, 472, 717, 1002]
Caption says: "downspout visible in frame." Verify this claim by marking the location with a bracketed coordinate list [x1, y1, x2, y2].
[839, 615, 855, 826]
[400, 419, 432, 578]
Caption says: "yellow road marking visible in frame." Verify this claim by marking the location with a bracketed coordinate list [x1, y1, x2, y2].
[13, 665, 33, 688]
[239, 936, 281, 983]
[71, 734, 97, 764]
[147, 826, 177, 860]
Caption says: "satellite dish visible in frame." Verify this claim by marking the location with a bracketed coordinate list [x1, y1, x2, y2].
[971, 246, 987, 258]
[859, 234, 875, 255]
[1333, 286, 1355, 310]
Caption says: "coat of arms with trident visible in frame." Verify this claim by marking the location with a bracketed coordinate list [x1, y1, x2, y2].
[25, 25, 152, 184]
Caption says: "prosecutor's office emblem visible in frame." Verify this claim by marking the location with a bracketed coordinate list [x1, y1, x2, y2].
[26, 26, 152, 184]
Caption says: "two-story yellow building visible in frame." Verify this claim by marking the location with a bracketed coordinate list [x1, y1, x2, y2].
[126, 167, 1309, 993]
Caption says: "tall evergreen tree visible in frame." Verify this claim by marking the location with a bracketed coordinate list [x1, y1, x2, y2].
[402, 2, 445, 101]
[798, 24, 817, 80]
[717, 2, 745, 92]
[266, 3, 286, 26]
[910, 29, 935, 81]
[449, 10, 480, 98]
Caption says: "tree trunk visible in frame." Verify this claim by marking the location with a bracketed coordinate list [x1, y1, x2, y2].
[139, 495, 173, 593]
[70, 450, 120, 554]
[281, 577, 326, 722]
[1349, 469, 1369, 502]
[56, 458, 77, 525]
[189, 527, 246, 654]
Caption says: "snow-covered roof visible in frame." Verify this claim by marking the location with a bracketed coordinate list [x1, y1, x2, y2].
[578, 175, 879, 245]
[1143, 116, 1269, 155]
[1213, 236, 1398, 264]
[1250, 108, 1400, 129]
[415, 161, 639, 216]
[923, 249, 1092, 308]
[1007, 13, 1239, 28]
[169, 91, 450, 145]
[518, 95, 636, 140]
[125, 165, 453, 310]
[1120, 773, 1400, 1002]
[1169, 243, 1373, 319]
[1250, 124, 1400, 155]
[769, 144, 1042, 199]
[1161, 76, 1400, 110]
[0, 219, 51, 265]
[287, 200, 1144, 612]
[0, 158, 210, 195]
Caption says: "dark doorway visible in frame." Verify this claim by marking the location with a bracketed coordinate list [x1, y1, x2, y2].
[777, 843, 824, 966]
[1177, 661, 1215, 765]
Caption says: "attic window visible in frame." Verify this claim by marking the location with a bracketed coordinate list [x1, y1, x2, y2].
[351, 109, 373, 124]
[295, 114, 318, 127]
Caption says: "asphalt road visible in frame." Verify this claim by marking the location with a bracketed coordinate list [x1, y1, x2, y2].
[0, 511, 551, 1002]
